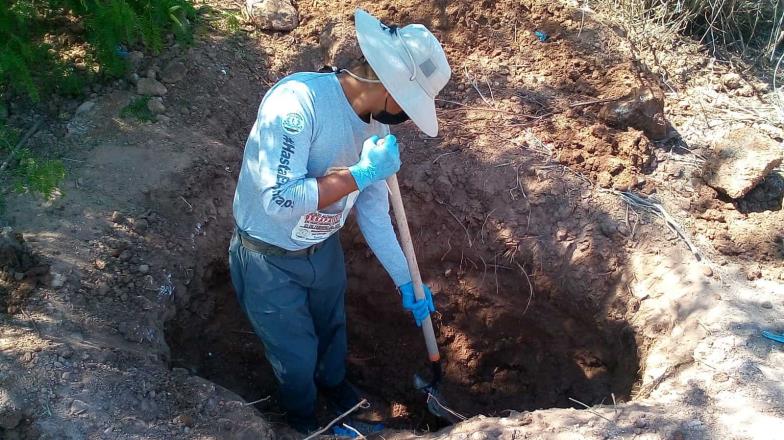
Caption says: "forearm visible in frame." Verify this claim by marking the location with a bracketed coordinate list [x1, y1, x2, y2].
[316, 169, 359, 210]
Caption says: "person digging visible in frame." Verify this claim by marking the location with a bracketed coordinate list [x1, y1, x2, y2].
[228, 9, 452, 435]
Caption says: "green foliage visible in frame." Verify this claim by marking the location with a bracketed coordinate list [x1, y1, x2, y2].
[12, 149, 66, 197]
[223, 11, 242, 34]
[0, 0, 196, 101]
[0, 121, 65, 202]
[120, 96, 154, 121]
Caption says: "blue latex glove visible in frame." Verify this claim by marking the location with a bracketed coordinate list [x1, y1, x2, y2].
[332, 420, 385, 437]
[348, 134, 401, 191]
[762, 330, 784, 343]
[399, 282, 436, 327]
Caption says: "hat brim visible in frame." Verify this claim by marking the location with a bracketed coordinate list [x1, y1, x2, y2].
[355, 9, 439, 137]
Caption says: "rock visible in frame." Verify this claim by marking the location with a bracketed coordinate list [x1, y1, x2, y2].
[70, 399, 89, 415]
[702, 265, 713, 277]
[161, 61, 187, 83]
[138, 264, 150, 274]
[246, 0, 299, 31]
[133, 219, 149, 234]
[174, 414, 195, 427]
[21, 352, 33, 363]
[146, 68, 157, 80]
[704, 128, 783, 198]
[96, 282, 110, 296]
[599, 86, 667, 140]
[747, 269, 762, 280]
[556, 228, 568, 241]
[136, 78, 167, 96]
[128, 51, 144, 70]
[762, 301, 773, 309]
[94, 259, 107, 270]
[713, 372, 729, 382]
[75, 101, 96, 114]
[147, 97, 166, 114]
[722, 72, 742, 90]
[111, 211, 124, 224]
[50, 272, 66, 289]
[0, 388, 23, 429]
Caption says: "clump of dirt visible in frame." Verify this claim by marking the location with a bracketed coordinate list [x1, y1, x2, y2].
[0, 227, 48, 315]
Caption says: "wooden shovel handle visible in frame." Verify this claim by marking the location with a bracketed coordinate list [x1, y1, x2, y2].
[386, 174, 441, 362]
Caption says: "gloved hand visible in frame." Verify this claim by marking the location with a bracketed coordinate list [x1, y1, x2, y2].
[348, 134, 401, 191]
[399, 281, 436, 327]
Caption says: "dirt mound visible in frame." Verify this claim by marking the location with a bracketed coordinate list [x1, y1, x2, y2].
[0, 228, 48, 315]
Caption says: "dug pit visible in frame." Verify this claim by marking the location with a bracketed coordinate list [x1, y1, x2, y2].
[165, 219, 640, 430]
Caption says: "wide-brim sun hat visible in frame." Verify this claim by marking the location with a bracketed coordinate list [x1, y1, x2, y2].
[354, 9, 451, 137]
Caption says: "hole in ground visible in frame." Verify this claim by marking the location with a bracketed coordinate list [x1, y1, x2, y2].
[165, 234, 640, 430]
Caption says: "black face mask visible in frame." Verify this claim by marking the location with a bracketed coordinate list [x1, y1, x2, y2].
[373, 96, 410, 125]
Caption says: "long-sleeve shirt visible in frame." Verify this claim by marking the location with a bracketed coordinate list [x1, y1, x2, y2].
[232, 72, 411, 286]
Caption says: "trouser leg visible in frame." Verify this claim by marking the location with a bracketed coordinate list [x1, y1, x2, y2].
[308, 234, 349, 389]
[229, 234, 319, 419]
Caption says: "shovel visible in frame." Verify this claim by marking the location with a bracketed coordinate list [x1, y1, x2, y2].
[386, 174, 465, 424]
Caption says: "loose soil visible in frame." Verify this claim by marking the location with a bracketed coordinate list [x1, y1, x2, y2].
[1, 0, 783, 439]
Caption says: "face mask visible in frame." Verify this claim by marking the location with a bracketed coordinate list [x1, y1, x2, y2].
[373, 96, 410, 125]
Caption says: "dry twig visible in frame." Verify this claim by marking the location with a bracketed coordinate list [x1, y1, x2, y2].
[568, 397, 613, 423]
[304, 399, 370, 440]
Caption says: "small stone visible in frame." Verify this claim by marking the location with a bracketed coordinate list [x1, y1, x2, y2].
[556, 228, 568, 241]
[136, 78, 167, 96]
[70, 399, 89, 415]
[146, 68, 157, 79]
[444, 268, 453, 277]
[246, 0, 299, 31]
[133, 219, 149, 234]
[94, 259, 107, 270]
[161, 61, 187, 83]
[138, 264, 150, 274]
[174, 414, 194, 427]
[147, 97, 166, 114]
[21, 352, 33, 363]
[97, 283, 110, 296]
[713, 372, 729, 382]
[128, 51, 144, 69]
[111, 211, 124, 224]
[702, 265, 713, 277]
[62, 372, 72, 381]
[50, 272, 66, 289]
[761, 301, 773, 309]
[13, 272, 24, 281]
[747, 269, 762, 281]
[722, 72, 742, 90]
[75, 101, 96, 114]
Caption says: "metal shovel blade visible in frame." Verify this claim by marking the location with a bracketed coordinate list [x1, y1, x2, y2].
[414, 373, 465, 424]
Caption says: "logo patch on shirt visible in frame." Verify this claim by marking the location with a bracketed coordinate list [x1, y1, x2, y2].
[282, 113, 305, 135]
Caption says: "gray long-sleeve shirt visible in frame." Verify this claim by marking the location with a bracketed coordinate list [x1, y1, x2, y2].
[232, 72, 411, 286]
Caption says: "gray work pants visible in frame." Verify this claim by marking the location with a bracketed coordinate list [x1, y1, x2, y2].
[228, 231, 347, 418]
